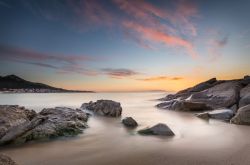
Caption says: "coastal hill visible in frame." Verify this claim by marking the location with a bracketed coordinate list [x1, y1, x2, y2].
[0, 75, 93, 93]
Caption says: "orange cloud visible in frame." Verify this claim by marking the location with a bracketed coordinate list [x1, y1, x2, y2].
[137, 76, 183, 81]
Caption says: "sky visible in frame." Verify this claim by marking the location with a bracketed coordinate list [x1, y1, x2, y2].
[0, 0, 249, 92]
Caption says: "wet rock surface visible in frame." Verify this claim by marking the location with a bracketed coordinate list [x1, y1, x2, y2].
[81, 100, 122, 117]
[239, 84, 250, 108]
[0, 154, 18, 165]
[122, 117, 138, 127]
[0, 105, 88, 146]
[196, 109, 234, 121]
[157, 76, 250, 125]
[138, 123, 175, 136]
[231, 105, 250, 125]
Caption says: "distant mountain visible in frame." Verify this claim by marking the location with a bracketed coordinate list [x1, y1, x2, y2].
[0, 75, 94, 93]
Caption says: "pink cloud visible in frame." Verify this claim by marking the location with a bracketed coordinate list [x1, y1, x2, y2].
[123, 21, 197, 58]
[24, 0, 200, 58]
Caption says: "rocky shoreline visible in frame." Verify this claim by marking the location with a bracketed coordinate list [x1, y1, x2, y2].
[157, 76, 250, 124]
[1, 76, 250, 164]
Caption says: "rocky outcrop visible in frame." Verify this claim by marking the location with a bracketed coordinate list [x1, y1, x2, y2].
[0, 154, 17, 165]
[231, 105, 250, 125]
[138, 123, 174, 136]
[157, 76, 250, 112]
[122, 117, 138, 127]
[189, 81, 241, 109]
[239, 84, 250, 108]
[0, 105, 88, 145]
[196, 109, 234, 121]
[81, 100, 122, 117]
[157, 100, 212, 111]
[159, 78, 219, 101]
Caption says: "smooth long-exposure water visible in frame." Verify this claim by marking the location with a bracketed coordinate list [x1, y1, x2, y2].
[0, 92, 250, 165]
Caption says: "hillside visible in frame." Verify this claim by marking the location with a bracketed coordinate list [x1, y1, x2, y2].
[0, 75, 93, 93]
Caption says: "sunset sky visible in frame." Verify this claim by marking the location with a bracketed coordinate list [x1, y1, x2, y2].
[0, 0, 249, 92]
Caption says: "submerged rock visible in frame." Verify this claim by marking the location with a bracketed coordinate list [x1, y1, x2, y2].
[138, 123, 174, 136]
[196, 109, 234, 121]
[231, 105, 250, 125]
[0, 154, 17, 165]
[81, 100, 122, 117]
[122, 117, 138, 127]
[0, 105, 88, 145]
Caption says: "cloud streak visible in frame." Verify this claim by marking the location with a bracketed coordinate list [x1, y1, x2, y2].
[0, 44, 94, 64]
[123, 21, 197, 58]
[0, 44, 96, 75]
[208, 35, 229, 61]
[101, 68, 139, 79]
[137, 76, 183, 81]
[22, 0, 199, 58]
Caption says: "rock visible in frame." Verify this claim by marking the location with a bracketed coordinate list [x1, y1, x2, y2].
[138, 123, 174, 136]
[230, 104, 238, 114]
[157, 100, 212, 111]
[0, 105, 36, 138]
[239, 84, 250, 108]
[241, 75, 250, 85]
[190, 81, 241, 109]
[81, 100, 122, 117]
[0, 105, 88, 145]
[25, 107, 88, 140]
[122, 117, 138, 127]
[231, 105, 250, 125]
[196, 112, 210, 120]
[0, 116, 46, 145]
[188, 78, 217, 93]
[156, 100, 176, 109]
[159, 78, 218, 101]
[0, 154, 17, 165]
[172, 100, 212, 111]
[196, 109, 234, 121]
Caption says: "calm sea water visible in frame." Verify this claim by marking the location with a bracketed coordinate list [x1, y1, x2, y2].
[1, 92, 250, 165]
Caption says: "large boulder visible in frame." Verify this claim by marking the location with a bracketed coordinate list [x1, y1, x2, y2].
[25, 107, 88, 140]
[0, 154, 17, 165]
[190, 81, 241, 109]
[0, 105, 88, 145]
[81, 100, 122, 117]
[241, 75, 250, 85]
[157, 100, 212, 111]
[239, 84, 250, 108]
[196, 109, 234, 121]
[0, 105, 36, 138]
[231, 105, 250, 125]
[188, 78, 217, 93]
[159, 78, 218, 101]
[122, 117, 138, 127]
[138, 123, 174, 136]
